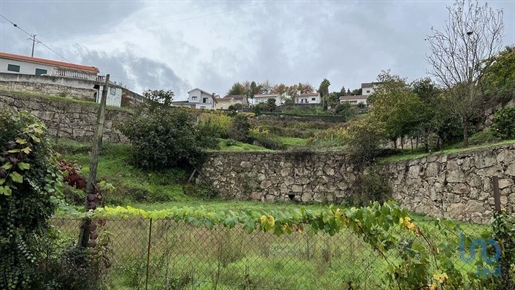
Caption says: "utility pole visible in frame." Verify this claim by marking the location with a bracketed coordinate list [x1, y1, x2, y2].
[30, 34, 36, 57]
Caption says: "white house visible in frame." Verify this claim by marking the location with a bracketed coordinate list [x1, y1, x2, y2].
[0, 51, 100, 80]
[339, 95, 368, 105]
[361, 82, 381, 96]
[172, 88, 217, 110]
[253, 94, 281, 106]
[0, 51, 133, 107]
[294, 92, 320, 104]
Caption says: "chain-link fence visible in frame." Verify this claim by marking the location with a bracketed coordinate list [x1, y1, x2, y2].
[47, 216, 498, 290]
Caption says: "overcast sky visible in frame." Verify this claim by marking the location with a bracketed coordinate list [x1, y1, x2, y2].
[1, 0, 514, 100]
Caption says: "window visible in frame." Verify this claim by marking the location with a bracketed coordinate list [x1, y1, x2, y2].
[110, 88, 116, 95]
[192, 96, 198, 100]
[311, 98, 316, 101]
[35, 68, 47, 75]
[7, 64, 20, 72]
[366, 90, 370, 93]
[203, 98, 208, 103]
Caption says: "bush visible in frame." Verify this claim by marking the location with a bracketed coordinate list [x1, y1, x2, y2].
[348, 167, 391, 207]
[198, 113, 232, 139]
[342, 117, 387, 166]
[250, 134, 286, 150]
[491, 106, 515, 139]
[228, 114, 250, 142]
[119, 107, 217, 170]
[0, 110, 64, 289]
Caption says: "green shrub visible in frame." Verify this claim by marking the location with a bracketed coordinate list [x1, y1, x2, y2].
[0, 110, 64, 289]
[342, 117, 387, 166]
[119, 107, 217, 170]
[250, 134, 286, 150]
[348, 167, 391, 207]
[228, 114, 250, 142]
[491, 106, 515, 139]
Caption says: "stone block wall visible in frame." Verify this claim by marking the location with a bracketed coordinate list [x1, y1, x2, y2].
[0, 91, 131, 142]
[201, 151, 358, 203]
[200, 145, 515, 223]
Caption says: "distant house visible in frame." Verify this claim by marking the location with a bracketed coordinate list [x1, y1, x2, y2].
[361, 82, 381, 96]
[215, 94, 248, 110]
[339, 95, 368, 106]
[253, 94, 281, 106]
[294, 92, 320, 104]
[172, 88, 217, 110]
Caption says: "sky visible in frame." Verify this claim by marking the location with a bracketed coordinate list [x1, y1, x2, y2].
[0, 0, 514, 100]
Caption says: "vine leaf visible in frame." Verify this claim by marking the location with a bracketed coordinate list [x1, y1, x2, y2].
[0, 185, 12, 196]
[21, 147, 32, 154]
[15, 138, 27, 145]
[9, 172, 23, 183]
[18, 162, 30, 170]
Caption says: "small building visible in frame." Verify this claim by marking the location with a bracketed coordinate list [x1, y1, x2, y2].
[215, 94, 248, 110]
[294, 92, 320, 104]
[172, 88, 217, 110]
[253, 94, 281, 106]
[339, 95, 368, 106]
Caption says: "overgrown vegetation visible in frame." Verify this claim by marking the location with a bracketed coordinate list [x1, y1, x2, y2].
[119, 107, 218, 171]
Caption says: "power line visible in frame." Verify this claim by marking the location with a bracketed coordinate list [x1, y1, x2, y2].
[0, 13, 71, 62]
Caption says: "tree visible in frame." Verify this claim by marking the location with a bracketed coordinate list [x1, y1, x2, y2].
[426, 0, 504, 147]
[318, 78, 331, 110]
[297, 82, 314, 94]
[119, 107, 217, 170]
[368, 71, 425, 148]
[482, 46, 515, 104]
[227, 82, 246, 95]
[143, 89, 174, 109]
[259, 80, 272, 94]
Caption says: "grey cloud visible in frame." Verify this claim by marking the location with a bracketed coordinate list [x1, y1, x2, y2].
[76, 47, 190, 98]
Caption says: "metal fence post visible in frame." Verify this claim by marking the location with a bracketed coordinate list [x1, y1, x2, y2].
[145, 218, 153, 290]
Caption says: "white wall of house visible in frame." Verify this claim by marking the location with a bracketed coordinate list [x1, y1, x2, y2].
[253, 94, 281, 106]
[188, 88, 215, 109]
[295, 94, 320, 104]
[340, 96, 368, 105]
[0, 58, 55, 76]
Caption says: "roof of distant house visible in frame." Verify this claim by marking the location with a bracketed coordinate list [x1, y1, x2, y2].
[187, 88, 215, 96]
[254, 94, 279, 98]
[0, 51, 99, 73]
[296, 92, 319, 97]
[340, 95, 368, 100]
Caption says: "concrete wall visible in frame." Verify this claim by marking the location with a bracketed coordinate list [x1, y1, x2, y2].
[200, 145, 515, 223]
[0, 91, 131, 142]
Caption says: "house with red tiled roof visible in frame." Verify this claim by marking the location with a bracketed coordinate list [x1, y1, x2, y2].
[0, 51, 146, 107]
[0, 51, 100, 80]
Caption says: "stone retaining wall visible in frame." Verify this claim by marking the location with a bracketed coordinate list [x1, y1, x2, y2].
[200, 145, 515, 223]
[0, 91, 131, 142]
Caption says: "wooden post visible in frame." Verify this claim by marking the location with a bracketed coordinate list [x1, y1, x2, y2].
[493, 176, 501, 213]
[86, 74, 110, 196]
[78, 74, 109, 248]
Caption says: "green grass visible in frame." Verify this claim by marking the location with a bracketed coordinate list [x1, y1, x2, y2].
[216, 138, 272, 152]
[277, 136, 308, 147]
[379, 136, 515, 164]
[56, 141, 191, 204]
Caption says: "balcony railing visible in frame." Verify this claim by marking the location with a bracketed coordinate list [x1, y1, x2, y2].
[51, 68, 105, 82]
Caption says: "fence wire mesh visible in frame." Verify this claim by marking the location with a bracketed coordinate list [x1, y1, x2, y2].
[47, 216, 497, 290]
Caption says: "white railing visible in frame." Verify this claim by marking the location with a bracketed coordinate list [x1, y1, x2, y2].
[51, 68, 105, 82]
